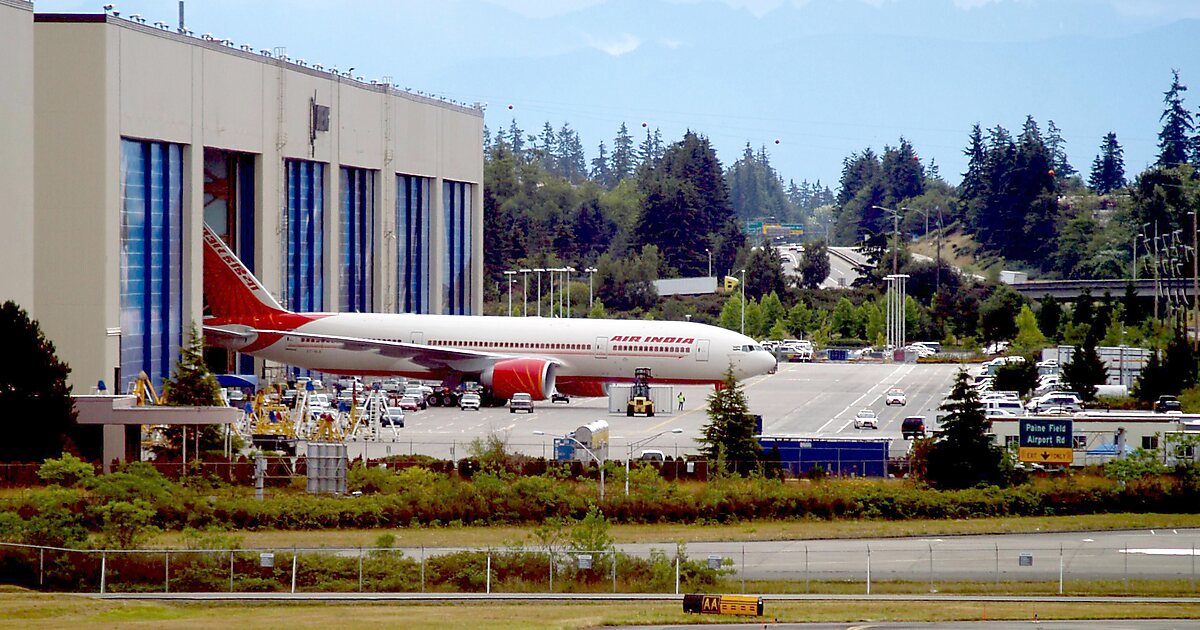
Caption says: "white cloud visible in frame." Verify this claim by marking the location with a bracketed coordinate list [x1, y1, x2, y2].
[660, 37, 683, 49]
[587, 33, 642, 56]
[720, 0, 788, 17]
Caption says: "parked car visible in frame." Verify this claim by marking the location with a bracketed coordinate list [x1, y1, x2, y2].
[397, 396, 421, 412]
[509, 392, 534, 413]
[884, 388, 907, 406]
[1028, 392, 1082, 414]
[551, 392, 571, 404]
[459, 392, 481, 411]
[910, 341, 942, 354]
[901, 416, 926, 439]
[638, 449, 665, 462]
[403, 386, 429, 409]
[382, 407, 405, 427]
[853, 409, 878, 430]
[1155, 395, 1183, 414]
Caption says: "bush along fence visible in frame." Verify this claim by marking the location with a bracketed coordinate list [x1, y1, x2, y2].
[4, 538, 1200, 596]
[0, 542, 726, 595]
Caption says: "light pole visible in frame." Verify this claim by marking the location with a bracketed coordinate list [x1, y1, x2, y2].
[519, 268, 531, 317]
[705, 248, 712, 278]
[626, 429, 683, 496]
[740, 268, 746, 335]
[585, 267, 598, 311]
[502, 270, 517, 317]
[534, 431, 604, 501]
[534, 268, 545, 317]
[547, 267, 555, 317]
[566, 267, 576, 318]
[871, 205, 907, 276]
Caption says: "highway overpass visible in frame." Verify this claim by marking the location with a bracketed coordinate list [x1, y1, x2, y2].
[1010, 278, 1195, 300]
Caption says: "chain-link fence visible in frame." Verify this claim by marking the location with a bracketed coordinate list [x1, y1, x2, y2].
[3, 538, 1197, 595]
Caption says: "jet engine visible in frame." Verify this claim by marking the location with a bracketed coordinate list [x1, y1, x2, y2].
[480, 358, 557, 400]
[553, 380, 610, 398]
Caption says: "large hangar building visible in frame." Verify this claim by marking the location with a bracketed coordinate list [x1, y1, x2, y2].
[3, 5, 484, 392]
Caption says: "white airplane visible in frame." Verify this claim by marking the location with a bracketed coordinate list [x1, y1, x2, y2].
[202, 225, 776, 401]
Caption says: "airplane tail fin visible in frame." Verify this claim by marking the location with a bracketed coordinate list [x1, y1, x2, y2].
[203, 224, 289, 321]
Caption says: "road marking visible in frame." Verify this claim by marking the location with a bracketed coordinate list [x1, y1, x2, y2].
[1120, 548, 1200, 556]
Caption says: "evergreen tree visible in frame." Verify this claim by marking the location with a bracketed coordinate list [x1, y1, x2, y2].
[1158, 70, 1194, 167]
[1162, 322, 1198, 392]
[960, 123, 986, 200]
[1089, 132, 1126, 194]
[699, 367, 762, 475]
[536, 121, 557, 172]
[507, 119, 526, 158]
[610, 123, 635, 182]
[1122, 282, 1144, 326]
[0, 301, 84, 462]
[1062, 336, 1106, 402]
[923, 370, 1007, 489]
[1045, 120, 1075, 178]
[557, 122, 587, 183]
[1073, 290, 1094, 330]
[799, 239, 830, 289]
[590, 141, 612, 188]
[154, 325, 225, 461]
[634, 131, 737, 276]
[1134, 347, 1168, 403]
[1037, 295, 1063, 342]
[880, 137, 924, 205]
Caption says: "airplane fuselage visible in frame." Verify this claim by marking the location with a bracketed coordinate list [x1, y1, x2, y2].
[242, 312, 775, 387]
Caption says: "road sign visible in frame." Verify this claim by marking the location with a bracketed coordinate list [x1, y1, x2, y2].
[1018, 418, 1073, 464]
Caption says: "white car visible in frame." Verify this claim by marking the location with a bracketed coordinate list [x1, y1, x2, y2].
[1027, 393, 1082, 414]
[853, 409, 879, 429]
[884, 388, 907, 406]
[459, 392, 481, 411]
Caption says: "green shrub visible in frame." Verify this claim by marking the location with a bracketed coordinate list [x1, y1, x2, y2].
[37, 453, 96, 487]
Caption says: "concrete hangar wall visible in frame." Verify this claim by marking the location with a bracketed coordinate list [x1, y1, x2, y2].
[30, 12, 484, 392]
[0, 1, 35, 313]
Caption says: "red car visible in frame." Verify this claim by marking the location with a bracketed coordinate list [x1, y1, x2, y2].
[397, 395, 421, 412]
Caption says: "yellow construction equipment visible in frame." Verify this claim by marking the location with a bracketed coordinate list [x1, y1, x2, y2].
[626, 367, 655, 417]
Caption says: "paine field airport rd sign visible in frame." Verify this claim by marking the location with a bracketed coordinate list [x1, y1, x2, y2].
[1019, 418, 1073, 464]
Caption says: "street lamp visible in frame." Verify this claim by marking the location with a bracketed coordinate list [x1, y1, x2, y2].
[534, 430, 605, 501]
[534, 268, 545, 317]
[626, 429, 683, 496]
[739, 268, 746, 335]
[870, 205, 907, 276]
[502, 270, 517, 317]
[565, 267, 577, 318]
[705, 248, 712, 278]
[519, 268, 531, 317]
[585, 267, 598, 311]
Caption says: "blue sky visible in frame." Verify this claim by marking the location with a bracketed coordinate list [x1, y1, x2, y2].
[37, 0, 1200, 187]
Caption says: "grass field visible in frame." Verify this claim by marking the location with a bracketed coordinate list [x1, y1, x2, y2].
[149, 513, 1200, 550]
[3, 591, 1199, 629]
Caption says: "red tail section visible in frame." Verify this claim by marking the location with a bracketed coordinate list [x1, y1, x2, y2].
[203, 225, 288, 322]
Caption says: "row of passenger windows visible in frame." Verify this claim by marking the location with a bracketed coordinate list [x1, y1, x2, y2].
[614, 345, 691, 354]
[372, 338, 692, 354]
[431, 340, 589, 351]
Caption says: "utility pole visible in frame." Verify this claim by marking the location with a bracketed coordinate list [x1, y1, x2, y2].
[935, 206, 943, 296]
[1192, 211, 1198, 349]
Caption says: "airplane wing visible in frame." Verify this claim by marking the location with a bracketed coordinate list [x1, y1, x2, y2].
[205, 325, 557, 373]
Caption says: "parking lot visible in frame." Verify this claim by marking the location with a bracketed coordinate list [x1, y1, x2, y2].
[344, 362, 966, 461]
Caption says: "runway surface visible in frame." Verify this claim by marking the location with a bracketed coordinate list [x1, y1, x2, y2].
[346, 361, 964, 461]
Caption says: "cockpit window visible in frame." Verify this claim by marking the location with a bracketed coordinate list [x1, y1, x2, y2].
[738, 344, 762, 352]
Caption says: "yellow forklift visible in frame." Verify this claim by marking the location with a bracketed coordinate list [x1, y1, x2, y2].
[626, 367, 655, 417]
